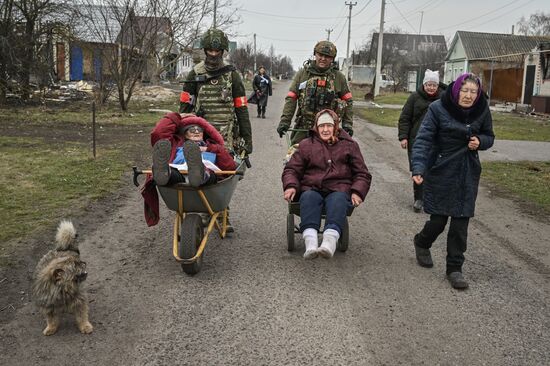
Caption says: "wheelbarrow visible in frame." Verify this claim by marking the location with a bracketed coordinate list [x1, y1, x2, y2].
[133, 158, 247, 275]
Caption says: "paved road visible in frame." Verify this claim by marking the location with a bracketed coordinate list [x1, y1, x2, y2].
[365, 121, 550, 162]
[1, 80, 549, 366]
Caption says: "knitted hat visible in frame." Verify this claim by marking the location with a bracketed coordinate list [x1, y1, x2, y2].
[316, 112, 335, 126]
[314, 109, 340, 143]
[423, 69, 439, 84]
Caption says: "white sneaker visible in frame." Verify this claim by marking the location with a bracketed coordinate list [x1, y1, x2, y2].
[318, 229, 339, 259]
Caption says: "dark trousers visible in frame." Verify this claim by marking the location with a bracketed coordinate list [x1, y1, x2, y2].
[413, 182, 423, 201]
[257, 105, 266, 117]
[299, 190, 351, 236]
[414, 214, 470, 274]
[408, 149, 423, 201]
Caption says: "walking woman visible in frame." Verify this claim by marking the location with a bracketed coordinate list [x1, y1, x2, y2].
[398, 69, 445, 212]
[253, 66, 272, 118]
[411, 72, 495, 289]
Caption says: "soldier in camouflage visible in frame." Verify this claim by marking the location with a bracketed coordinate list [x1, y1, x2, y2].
[179, 28, 252, 155]
[276, 40, 354, 144]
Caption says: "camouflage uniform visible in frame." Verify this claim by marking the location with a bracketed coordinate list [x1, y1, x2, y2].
[277, 41, 353, 144]
[179, 29, 252, 154]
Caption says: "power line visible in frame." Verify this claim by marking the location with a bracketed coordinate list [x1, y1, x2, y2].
[389, 0, 418, 33]
[352, 0, 374, 18]
[240, 9, 346, 20]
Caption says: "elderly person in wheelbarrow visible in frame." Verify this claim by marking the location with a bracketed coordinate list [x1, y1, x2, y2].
[282, 109, 371, 259]
[141, 113, 236, 226]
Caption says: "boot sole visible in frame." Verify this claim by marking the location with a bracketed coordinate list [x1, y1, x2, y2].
[152, 140, 171, 186]
[183, 140, 204, 187]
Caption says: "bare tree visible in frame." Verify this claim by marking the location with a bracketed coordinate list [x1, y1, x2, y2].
[146, 0, 239, 83]
[229, 41, 253, 76]
[77, 0, 239, 111]
[3, 0, 69, 101]
[516, 11, 550, 36]
[0, 0, 16, 103]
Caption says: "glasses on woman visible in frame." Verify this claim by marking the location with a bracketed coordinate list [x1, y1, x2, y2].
[187, 126, 204, 133]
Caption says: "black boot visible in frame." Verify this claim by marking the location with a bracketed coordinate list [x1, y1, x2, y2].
[182, 140, 205, 187]
[152, 139, 171, 186]
[257, 107, 261, 118]
[261, 107, 266, 118]
[414, 235, 433, 268]
[447, 272, 468, 289]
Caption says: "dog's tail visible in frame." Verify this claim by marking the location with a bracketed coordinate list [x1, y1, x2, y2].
[55, 220, 77, 251]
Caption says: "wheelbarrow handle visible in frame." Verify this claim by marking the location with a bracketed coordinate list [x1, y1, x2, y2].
[132, 166, 145, 187]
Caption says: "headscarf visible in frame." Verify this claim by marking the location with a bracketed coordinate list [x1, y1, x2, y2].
[451, 72, 482, 107]
[314, 109, 340, 144]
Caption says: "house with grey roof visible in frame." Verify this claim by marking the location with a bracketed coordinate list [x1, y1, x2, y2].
[523, 41, 550, 113]
[444, 31, 550, 104]
[363, 33, 448, 91]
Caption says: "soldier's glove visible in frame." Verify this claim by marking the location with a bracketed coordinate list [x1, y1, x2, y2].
[277, 124, 289, 138]
[243, 139, 253, 155]
[343, 125, 354, 137]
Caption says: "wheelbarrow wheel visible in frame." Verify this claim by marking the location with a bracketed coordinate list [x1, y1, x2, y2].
[179, 214, 204, 275]
[337, 217, 349, 252]
[287, 213, 295, 252]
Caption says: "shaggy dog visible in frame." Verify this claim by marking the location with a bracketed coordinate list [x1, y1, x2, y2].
[32, 220, 93, 336]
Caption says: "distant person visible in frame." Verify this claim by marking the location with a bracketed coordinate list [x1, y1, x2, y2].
[252, 66, 273, 118]
[276, 41, 353, 144]
[282, 109, 371, 259]
[411, 72, 495, 290]
[398, 69, 446, 212]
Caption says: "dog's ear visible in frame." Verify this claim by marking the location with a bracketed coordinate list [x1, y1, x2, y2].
[53, 268, 65, 282]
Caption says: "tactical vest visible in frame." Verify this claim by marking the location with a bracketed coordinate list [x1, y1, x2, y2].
[295, 65, 340, 129]
[193, 62, 236, 149]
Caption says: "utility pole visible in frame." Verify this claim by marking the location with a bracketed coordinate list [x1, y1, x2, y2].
[253, 33, 257, 72]
[325, 28, 333, 41]
[418, 11, 424, 34]
[213, 0, 217, 27]
[374, 0, 385, 97]
[345, 1, 357, 60]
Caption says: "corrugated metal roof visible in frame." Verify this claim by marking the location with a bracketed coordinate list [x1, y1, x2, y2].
[449, 31, 550, 62]
[371, 33, 447, 53]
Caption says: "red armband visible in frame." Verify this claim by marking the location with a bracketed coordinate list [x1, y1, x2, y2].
[341, 92, 353, 101]
[233, 96, 247, 107]
[180, 91, 191, 103]
[287, 91, 298, 100]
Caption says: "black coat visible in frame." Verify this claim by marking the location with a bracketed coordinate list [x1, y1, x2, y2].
[252, 73, 272, 107]
[398, 82, 446, 147]
[411, 83, 495, 217]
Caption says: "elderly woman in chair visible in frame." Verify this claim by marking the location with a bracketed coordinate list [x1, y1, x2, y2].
[282, 109, 371, 259]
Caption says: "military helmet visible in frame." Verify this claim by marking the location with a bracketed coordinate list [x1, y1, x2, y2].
[201, 28, 229, 51]
[314, 40, 337, 58]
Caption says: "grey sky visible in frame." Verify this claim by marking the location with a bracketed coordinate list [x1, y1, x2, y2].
[230, 0, 549, 70]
